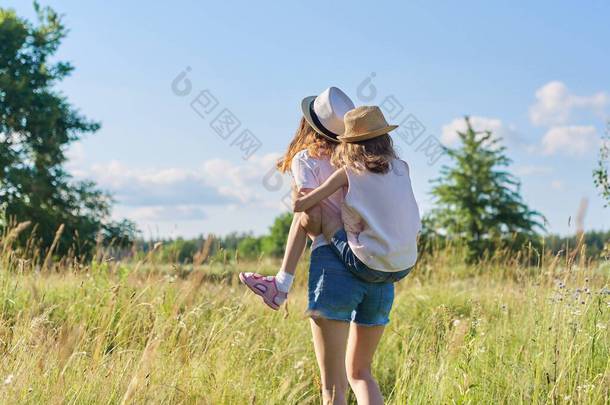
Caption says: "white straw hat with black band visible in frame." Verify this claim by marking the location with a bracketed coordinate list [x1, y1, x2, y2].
[301, 87, 355, 142]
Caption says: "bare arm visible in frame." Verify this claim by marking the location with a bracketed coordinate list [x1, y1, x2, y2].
[292, 168, 348, 212]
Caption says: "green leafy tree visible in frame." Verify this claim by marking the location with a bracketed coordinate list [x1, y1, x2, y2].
[261, 212, 293, 257]
[159, 237, 200, 263]
[237, 235, 263, 259]
[0, 3, 135, 256]
[545, 230, 610, 260]
[101, 219, 139, 249]
[428, 117, 545, 260]
[593, 121, 610, 206]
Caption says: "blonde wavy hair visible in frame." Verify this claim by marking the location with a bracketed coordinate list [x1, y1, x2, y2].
[276, 117, 336, 173]
[332, 134, 397, 174]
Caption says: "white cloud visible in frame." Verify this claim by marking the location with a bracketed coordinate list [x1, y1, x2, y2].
[65, 143, 88, 177]
[514, 165, 553, 176]
[200, 153, 285, 204]
[87, 161, 233, 206]
[541, 125, 599, 156]
[74, 152, 286, 208]
[550, 180, 564, 191]
[66, 149, 290, 229]
[127, 205, 207, 221]
[529, 81, 608, 126]
[441, 116, 518, 146]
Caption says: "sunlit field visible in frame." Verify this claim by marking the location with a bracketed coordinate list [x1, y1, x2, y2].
[2, 2, 610, 404]
[0, 238, 608, 404]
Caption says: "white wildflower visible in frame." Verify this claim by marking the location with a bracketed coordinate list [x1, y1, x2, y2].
[4, 374, 14, 385]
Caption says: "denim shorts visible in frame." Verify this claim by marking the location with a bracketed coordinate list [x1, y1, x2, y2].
[329, 229, 412, 283]
[307, 245, 395, 326]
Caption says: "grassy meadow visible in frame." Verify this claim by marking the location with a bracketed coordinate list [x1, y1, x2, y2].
[0, 238, 609, 404]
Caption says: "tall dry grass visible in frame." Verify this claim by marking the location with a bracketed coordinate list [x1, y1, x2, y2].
[0, 224, 608, 403]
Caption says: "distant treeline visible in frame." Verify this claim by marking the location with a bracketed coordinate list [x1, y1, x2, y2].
[136, 213, 294, 264]
[544, 230, 610, 259]
[136, 218, 609, 264]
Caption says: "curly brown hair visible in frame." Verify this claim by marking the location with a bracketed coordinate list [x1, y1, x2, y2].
[332, 134, 397, 174]
[276, 117, 337, 173]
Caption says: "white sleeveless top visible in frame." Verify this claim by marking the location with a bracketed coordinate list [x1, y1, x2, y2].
[341, 159, 421, 271]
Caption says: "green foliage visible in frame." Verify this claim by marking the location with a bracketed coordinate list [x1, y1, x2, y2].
[545, 229, 610, 259]
[236, 235, 262, 259]
[139, 219, 295, 264]
[158, 237, 201, 263]
[260, 212, 293, 257]
[102, 219, 139, 249]
[428, 117, 545, 260]
[593, 121, 610, 206]
[0, 3, 135, 256]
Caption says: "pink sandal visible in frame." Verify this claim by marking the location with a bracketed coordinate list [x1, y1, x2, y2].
[239, 272, 287, 310]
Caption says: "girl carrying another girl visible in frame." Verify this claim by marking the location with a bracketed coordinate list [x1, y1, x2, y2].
[241, 93, 421, 404]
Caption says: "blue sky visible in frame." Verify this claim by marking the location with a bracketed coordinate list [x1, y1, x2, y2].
[6, 1, 610, 238]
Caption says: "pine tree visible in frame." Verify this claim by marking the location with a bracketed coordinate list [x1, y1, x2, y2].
[428, 117, 545, 260]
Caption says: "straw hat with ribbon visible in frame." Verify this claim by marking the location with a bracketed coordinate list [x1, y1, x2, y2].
[338, 106, 398, 143]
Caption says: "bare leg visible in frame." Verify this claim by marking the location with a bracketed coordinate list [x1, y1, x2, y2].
[279, 213, 309, 275]
[273, 208, 321, 298]
[239, 198, 321, 307]
[240, 213, 308, 307]
[345, 324, 385, 405]
[280, 186, 321, 275]
[310, 318, 350, 405]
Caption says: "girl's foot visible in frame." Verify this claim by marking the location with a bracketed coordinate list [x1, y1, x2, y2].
[239, 272, 287, 310]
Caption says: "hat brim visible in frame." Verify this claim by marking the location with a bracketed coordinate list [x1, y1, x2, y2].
[337, 125, 398, 143]
[301, 96, 340, 142]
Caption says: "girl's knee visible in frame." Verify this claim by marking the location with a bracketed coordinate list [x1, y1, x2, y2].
[300, 206, 321, 235]
[346, 364, 373, 383]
